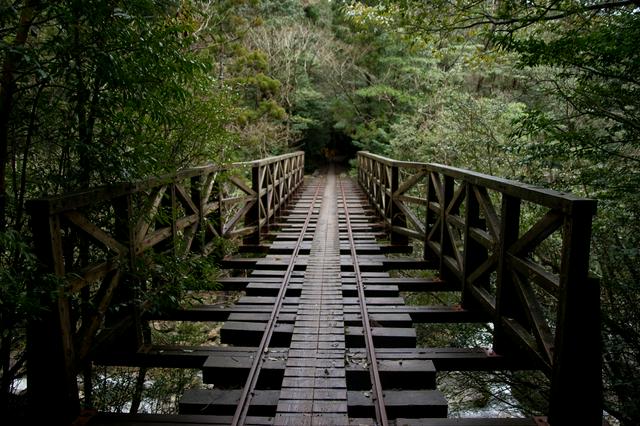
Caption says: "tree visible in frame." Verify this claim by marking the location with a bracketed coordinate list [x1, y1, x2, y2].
[0, 0, 248, 415]
[366, 1, 640, 422]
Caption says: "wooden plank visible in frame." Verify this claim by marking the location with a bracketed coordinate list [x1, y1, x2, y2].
[358, 151, 597, 211]
[345, 326, 416, 347]
[180, 389, 279, 416]
[63, 211, 127, 255]
[236, 296, 406, 306]
[360, 277, 453, 292]
[347, 389, 447, 419]
[220, 321, 293, 346]
[396, 419, 540, 425]
[365, 305, 490, 324]
[86, 413, 274, 425]
[344, 313, 412, 327]
[244, 282, 398, 297]
[201, 355, 435, 389]
[508, 255, 559, 297]
[94, 344, 532, 372]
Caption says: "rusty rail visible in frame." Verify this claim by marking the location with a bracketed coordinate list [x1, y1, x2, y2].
[338, 174, 388, 426]
[357, 151, 601, 424]
[231, 172, 324, 426]
[26, 151, 304, 420]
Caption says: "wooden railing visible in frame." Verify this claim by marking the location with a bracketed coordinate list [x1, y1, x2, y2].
[26, 151, 304, 420]
[357, 151, 601, 424]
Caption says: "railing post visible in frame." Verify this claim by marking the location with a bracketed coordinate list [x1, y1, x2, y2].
[109, 194, 144, 349]
[244, 163, 261, 245]
[27, 200, 79, 423]
[549, 205, 601, 424]
[212, 175, 223, 237]
[439, 175, 455, 282]
[191, 175, 203, 254]
[493, 195, 527, 355]
[265, 163, 272, 228]
[390, 163, 408, 246]
[424, 171, 438, 264]
[461, 183, 489, 308]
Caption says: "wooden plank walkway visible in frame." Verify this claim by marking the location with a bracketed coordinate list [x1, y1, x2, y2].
[274, 166, 348, 425]
[87, 166, 540, 425]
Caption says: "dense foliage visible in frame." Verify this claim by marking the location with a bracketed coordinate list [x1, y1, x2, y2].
[0, 0, 253, 413]
[335, 1, 640, 423]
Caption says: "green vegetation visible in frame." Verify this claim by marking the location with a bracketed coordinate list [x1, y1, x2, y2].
[1, 0, 638, 423]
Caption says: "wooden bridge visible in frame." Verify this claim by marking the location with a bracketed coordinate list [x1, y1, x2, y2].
[26, 151, 601, 425]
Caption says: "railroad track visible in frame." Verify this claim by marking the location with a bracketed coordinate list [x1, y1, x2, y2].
[177, 165, 447, 425]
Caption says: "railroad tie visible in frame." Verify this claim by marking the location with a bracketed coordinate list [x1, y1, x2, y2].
[275, 166, 348, 426]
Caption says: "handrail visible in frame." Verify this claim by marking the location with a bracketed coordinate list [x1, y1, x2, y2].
[26, 151, 305, 421]
[358, 151, 594, 211]
[357, 150, 601, 424]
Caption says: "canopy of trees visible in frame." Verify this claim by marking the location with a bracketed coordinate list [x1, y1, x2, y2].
[1, 1, 638, 424]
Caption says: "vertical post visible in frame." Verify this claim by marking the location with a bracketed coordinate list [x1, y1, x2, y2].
[109, 195, 143, 349]
[493, 195, 526, 355]
[549, 204, 601, 424]
[265, 163, 271, 229]
[27, 200, 79, 423]
[169, 183, 178, 255]
[191, 175, 203, 254]
[244, 163, 260, 245]
[298, 153, 305, 190]
[461, 183, 488, 308]
[212, 174, 223, 237]
[390, 163, 409, 246]
[439, 176, 455, 282]
[424, 171, 438, 263]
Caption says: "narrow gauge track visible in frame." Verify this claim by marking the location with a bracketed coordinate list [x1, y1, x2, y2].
[179, 165, 449, 425]
[233, 165, 391, 425]
[231, 173, 326, 426]
[338, 173, 388, 426]
[91, 166, 456, 425]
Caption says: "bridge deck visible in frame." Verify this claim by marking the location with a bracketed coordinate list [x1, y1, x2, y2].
[88, 166, 542, 425]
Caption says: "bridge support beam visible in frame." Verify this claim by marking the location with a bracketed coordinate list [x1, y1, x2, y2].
[549, 210, 601, 425]
[27, 200, 79, 423]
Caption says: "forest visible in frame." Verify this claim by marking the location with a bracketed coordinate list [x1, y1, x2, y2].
[0, 0, 638, 424]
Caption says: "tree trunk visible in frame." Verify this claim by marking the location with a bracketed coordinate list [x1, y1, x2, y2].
[0, 1, 40, 231]
[130, 367, 147, 414]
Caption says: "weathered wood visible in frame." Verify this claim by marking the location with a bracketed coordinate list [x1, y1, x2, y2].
[462, 182, 489, 310]
[549, 213, 601, 424]
[26, 152, 305, 421]
[87, 413, 275, 425]
[493, 195, 524, 356]
[94, 345, 530, 372]
[345, 326, 416, 348]
[27, 202, 79, 422]
[396, 419, 540, 426]
[179, 389, 447, 420]
[390, 164, 409, 246]
[27, 151, 602, 424]
[347, 390, 447, 419]
[358, 151, 598, 212]
[180, 389, 280, 416]
[356, 151, 601, 423]
[220, 321, 293, 346]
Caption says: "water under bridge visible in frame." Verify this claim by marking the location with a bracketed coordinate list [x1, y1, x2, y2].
[25, 151, 601, 425]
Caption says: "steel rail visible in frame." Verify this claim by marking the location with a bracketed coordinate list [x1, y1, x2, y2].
[338, 175, 389, 426]
[231, 175, 324, 426]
